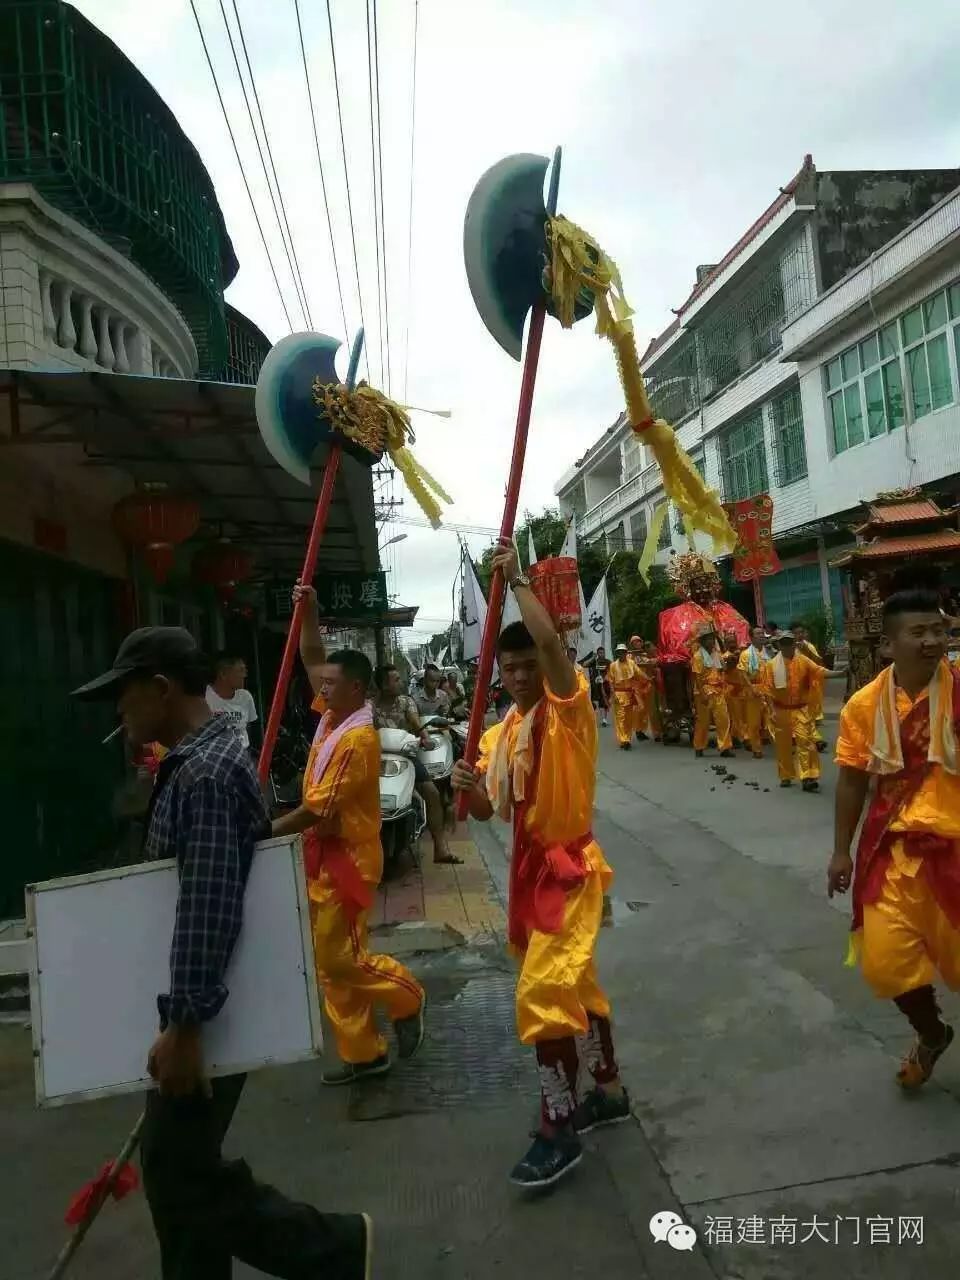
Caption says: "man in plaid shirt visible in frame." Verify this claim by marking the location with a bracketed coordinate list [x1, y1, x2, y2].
[75, 627, 373, 1279]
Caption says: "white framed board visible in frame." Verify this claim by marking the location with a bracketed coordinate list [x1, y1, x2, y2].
[27, 836, 322, 1108]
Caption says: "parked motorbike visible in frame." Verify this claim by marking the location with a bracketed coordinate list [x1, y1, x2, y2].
[378, 727, 426, 869]
[419, 715, 458, 825]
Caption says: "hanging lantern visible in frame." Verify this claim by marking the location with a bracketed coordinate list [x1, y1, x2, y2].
[192, 538, 254, 603]
[112, 484, 200, 585]
[528, 557, 582, 633]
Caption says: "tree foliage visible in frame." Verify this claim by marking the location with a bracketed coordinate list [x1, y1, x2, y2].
[475, 507, 608, 598]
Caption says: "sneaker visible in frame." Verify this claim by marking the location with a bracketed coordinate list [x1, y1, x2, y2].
[321, 1055, 391, 1086]
[619, 742, 632, 751]
[720, 748, 735, 758]
[361, 1213, 374, 1280]
[573, 1086, 631, 1134]
[394, 997, 426, 1060]
[897, 1024, 954, 1090]
[509, 1130, 582, 1188]
[802, 779, 819, 793]
[779, 778, 792, 788]
[635, 731, 648, 741]
[601, 717, 609, 727]
[695, 749, 704, 758]
[816, 740, 827, 753]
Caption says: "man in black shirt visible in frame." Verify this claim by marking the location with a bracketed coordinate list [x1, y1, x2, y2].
[74, 627, 372, 1279]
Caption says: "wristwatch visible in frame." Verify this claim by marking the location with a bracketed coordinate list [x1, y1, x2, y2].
[509, 573, 531, 591]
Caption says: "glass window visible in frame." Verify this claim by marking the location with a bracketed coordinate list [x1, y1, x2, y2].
[829, 393, 846, 454]
[883, 360, 905, 429]
[825, 358, 842, 391]
[657, 505, 673, 549]
[720, 412, 768, 501]
[880, 322, 899, 359]
[927, 332, 953, 410]
[841, 347, 860, 381]
[864, 370, 885, 437]
[901, 306, 924, 347]
[629, 509, 647, 551]
[949, 283, 960, 320]
[907, 344, 931, 419]
[843, 383, 864, 446]
[859, 334, 880, 370]
[923, 291, 948, 333]
[770, 385, 807, 484]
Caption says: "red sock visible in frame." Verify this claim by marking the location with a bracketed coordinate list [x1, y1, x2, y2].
[583, 1012, 619, 1085]
[535, 1036, 580, 1128]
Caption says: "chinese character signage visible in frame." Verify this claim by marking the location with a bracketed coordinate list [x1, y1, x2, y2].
[721, 493, 781, 583]
[266, 572, 388, 623]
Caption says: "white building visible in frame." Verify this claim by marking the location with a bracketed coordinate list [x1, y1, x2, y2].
[554, 157, 960, 633]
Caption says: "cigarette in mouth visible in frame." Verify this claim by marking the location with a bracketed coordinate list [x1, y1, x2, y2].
[102, 724, 124, 745]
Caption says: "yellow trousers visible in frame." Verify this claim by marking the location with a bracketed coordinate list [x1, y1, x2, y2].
[636, 685, 660, 736]
[860, 854, 960, 999]
[743, 696, 765, 754]
[727, 693, 746, 743]
[311, 887, 423, 1063]
[612, 696, 638, 745]
[516, 846, 611, 1044]
[772, 705, 819, 781]
[693, 692, 732, 752]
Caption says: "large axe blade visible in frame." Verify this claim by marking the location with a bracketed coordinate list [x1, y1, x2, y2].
[256, 329, 365, 788]
[255, 330, 381, 485]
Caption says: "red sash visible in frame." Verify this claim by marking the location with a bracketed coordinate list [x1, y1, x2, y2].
[507, 702, 591, 949]
[852, 671, 960, 932]
[303, 829, 373, 922]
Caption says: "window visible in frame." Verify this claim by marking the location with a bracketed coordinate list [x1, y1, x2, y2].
[622, 433, 644, 482]
[657, 504, 673, 549]
[900, 291, 954, 419]
[607, 524, 625, 553]
[825, 323, 905, 455]
[720, 411, 768, 502]
[770, 386, 807, 485]
[629, 509, 647, 551]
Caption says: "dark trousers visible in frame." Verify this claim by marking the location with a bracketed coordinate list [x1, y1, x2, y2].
[141, 1074, 365, 1279]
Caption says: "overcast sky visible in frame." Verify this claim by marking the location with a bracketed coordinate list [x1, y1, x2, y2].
[75, 0, 960, 644]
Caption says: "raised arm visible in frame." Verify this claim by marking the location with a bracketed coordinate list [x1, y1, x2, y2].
[294, 580, 327, 696]
[491, 538, 576, 700]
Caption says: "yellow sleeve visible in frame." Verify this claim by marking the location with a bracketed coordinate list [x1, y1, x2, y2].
[544, 669, 594, 731]
[835, 694, 871, 771]
[691, 651, 704, 678]
[303, 732, 370, 817]
[477, 723, 502, 776]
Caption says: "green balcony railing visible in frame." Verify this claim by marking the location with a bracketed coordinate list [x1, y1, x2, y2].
[0, 0, 238, 372]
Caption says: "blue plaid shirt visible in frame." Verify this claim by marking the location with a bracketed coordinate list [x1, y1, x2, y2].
[144, 715, 267, 1027]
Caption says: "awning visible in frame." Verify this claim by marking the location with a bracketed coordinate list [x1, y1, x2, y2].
[831, 530, 960, 566]
[0, 368, 378, 577]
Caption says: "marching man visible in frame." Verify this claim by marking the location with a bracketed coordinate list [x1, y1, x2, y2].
[829, 579, 959, 1088]
[452, 539, 628, 1189]
[761, 631, 822, 791]
[690, 623, 734, 758]
[737, 625, 769, 758]
[608, 642, 640, 750]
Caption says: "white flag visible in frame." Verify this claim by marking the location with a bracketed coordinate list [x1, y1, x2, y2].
[579, 574, 612, 661]
[460, 554, 488, 662]
[527, 527, 538, 567]
[559, 519, 577, 561]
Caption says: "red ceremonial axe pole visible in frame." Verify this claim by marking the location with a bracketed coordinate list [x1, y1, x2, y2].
[457, 150, 562, 819]
[257, 329, 365, 788]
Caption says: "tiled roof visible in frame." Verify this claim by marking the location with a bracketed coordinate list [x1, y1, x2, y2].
[847, 532, 960, 560]
[864, 500, 945, 524]
[640, 155, 814, 365]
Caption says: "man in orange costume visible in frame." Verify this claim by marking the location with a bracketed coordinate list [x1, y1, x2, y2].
[792, 621, 828, 752]
[629, 635, 660, 740]
[828, 581, 959, 1089]
[272, 583, 424, 1084]
[690, 623, 733, 758]
[607, 643, 640, 750]
[761, 631, 821, 791]
[737, 625, 768, 758]
[452, 540, 628, 1189]
[722, 631, 748, 746]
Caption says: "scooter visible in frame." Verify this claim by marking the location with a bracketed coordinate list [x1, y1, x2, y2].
[378, 727, 426, 870]
[418, 715, 456, 826]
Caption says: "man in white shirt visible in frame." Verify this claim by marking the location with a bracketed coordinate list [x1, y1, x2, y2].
[206, 652, 258, 751]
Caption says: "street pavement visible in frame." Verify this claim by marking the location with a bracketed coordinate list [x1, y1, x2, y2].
[4, 717, 960, 1278]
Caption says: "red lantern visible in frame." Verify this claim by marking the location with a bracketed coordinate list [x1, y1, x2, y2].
[528, 556, 582, 633]
[193, 539, 254, 602]
[112, 485, 200, 585]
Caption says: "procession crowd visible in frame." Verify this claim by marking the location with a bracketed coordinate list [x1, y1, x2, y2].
[585, 623, 840, 792]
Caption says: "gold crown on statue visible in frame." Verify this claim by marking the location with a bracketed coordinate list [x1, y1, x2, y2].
[667, 551, 721, 600]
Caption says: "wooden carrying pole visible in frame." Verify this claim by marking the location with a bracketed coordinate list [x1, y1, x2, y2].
[257, 330, 364, 787]
[457, 151, 561, 818]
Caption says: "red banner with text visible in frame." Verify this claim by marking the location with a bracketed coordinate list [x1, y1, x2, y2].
[721, 493, 780, 583]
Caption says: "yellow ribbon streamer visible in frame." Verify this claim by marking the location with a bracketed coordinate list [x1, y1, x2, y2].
[638, 501, 670, 586]
[313, 381, 451, 528]
[545, 215, 736, 558]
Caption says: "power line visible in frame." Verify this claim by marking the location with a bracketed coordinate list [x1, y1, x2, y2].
[372, 0, 392, 395]
[364, 0, 386, 386]
[403, 0, 419, 401]
[189, 0, 294, 331]
[292, 0, 350, 346]
[217, 0, 309, 327]
[230, 0, 313, 327]
[324, 0, 371, 380]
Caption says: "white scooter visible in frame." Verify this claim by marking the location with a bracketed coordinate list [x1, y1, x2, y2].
[378, 728, 426, 869]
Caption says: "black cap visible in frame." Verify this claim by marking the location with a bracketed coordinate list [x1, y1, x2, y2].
[71, 627, 200, 701]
